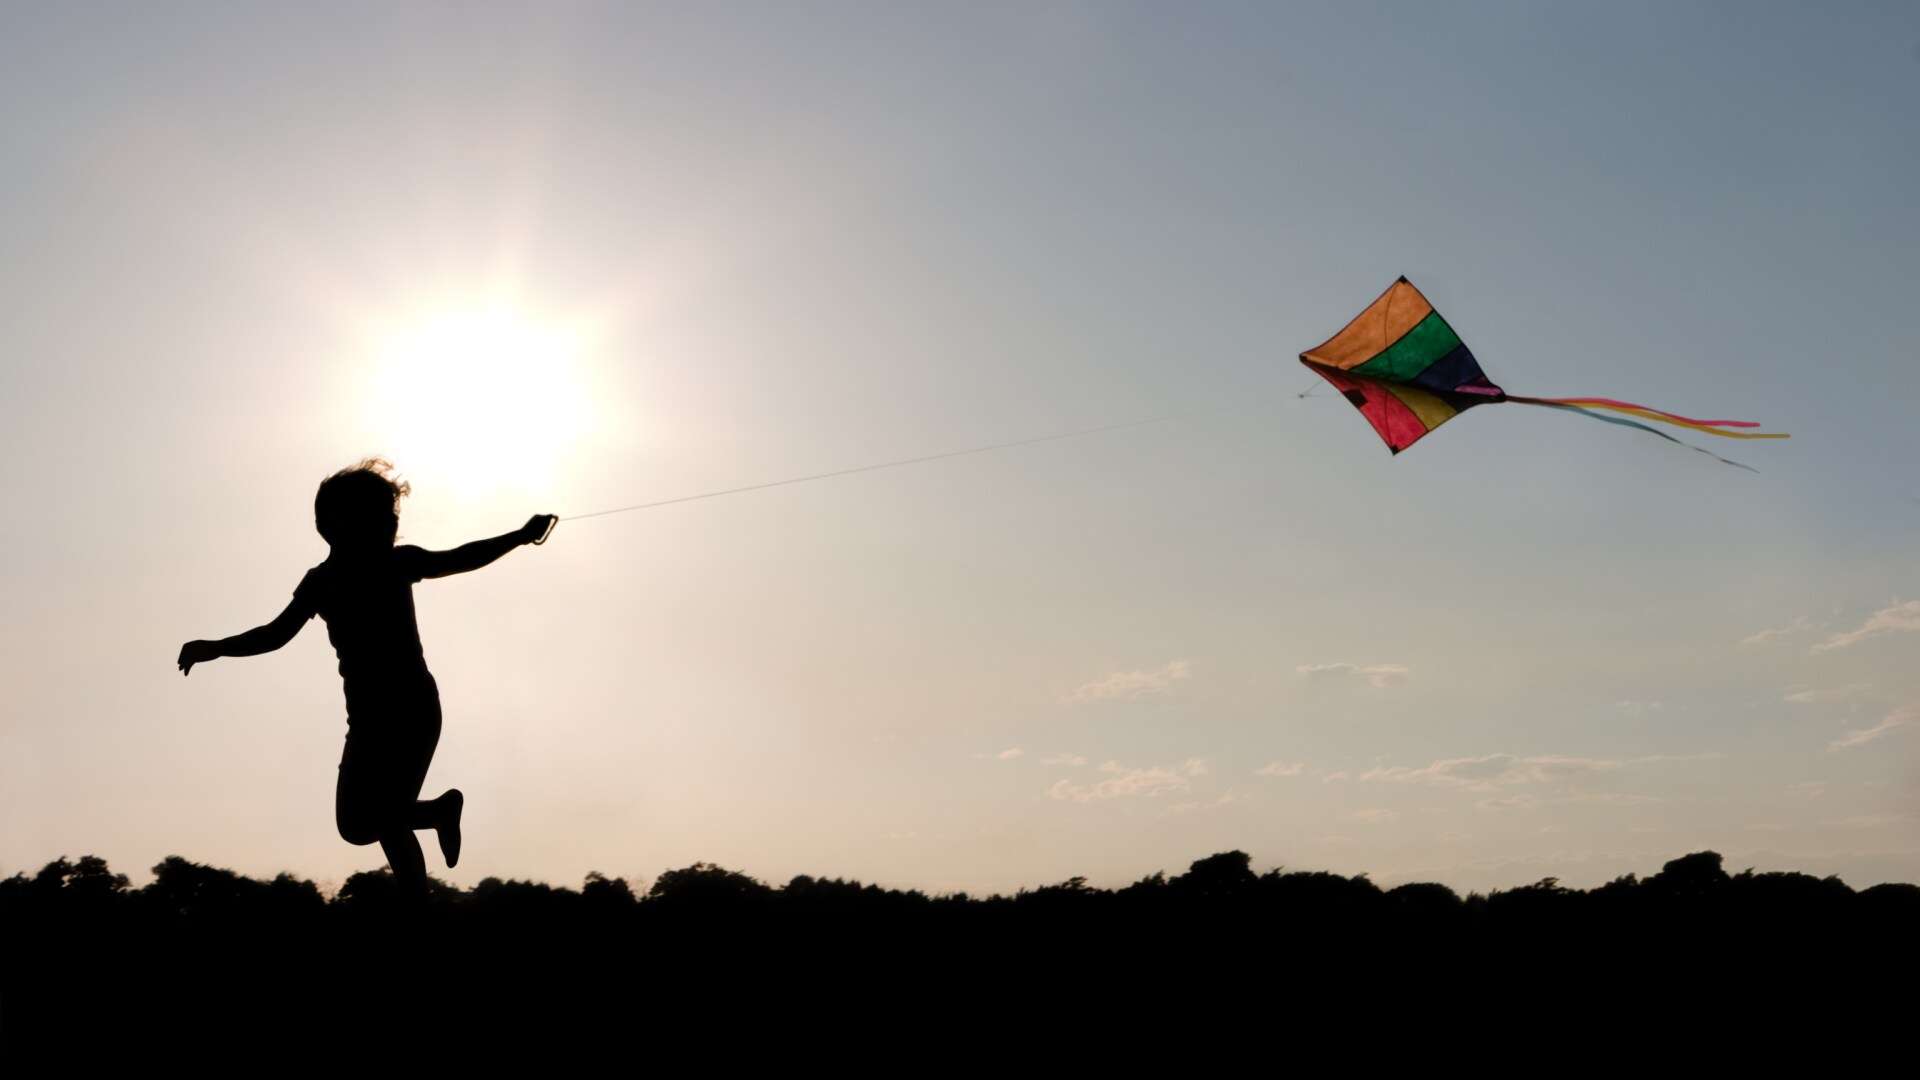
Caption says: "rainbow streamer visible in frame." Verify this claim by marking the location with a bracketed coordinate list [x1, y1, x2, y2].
[1505, 396, 1791, 440]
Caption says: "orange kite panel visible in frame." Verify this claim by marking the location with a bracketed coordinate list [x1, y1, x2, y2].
[1300, 277, 1433, 372]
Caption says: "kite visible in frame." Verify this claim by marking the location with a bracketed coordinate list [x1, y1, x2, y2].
[1299, 277, 1788, 469]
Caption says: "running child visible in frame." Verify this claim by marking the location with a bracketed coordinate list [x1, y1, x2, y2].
[178, 458, 555, 894]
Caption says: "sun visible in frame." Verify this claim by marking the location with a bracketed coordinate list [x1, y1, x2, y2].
[361, 306, 599, 505]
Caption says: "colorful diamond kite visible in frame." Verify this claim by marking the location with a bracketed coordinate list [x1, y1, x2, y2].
[1300, 277, 1788, 468]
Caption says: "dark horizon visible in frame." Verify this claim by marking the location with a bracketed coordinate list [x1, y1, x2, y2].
[13, 846, 1919, 908]
[13, 845, 1917, 1044]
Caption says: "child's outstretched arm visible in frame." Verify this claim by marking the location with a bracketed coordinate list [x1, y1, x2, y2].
[178, 598, 311, 676]
[413, 514, 557, 580]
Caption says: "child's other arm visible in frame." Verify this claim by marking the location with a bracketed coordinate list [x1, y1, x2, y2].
[178, 598, 311, 676]
[414, 515, 557, 579]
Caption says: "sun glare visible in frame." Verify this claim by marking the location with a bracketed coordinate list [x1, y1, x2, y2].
[362, 307, 598, 505]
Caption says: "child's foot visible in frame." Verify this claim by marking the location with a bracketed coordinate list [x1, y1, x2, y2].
[436, 789, 464, 868]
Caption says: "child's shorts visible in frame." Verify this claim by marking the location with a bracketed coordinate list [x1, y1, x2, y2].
[335, 675, 443, 839]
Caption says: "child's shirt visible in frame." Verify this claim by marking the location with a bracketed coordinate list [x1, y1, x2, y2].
[293, 545, 434, 721]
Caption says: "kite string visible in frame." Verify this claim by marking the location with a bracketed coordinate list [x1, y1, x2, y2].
[559, 415, 1175, 524]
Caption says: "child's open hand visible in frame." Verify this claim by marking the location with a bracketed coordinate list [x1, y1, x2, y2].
[177, 640, 218, 676]
[520, 514, 558, 545]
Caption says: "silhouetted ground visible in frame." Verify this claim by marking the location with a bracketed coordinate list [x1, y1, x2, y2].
[6, 849, 1916, 1048]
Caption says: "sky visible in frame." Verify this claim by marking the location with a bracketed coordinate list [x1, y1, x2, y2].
[3, 1, 1917, 897]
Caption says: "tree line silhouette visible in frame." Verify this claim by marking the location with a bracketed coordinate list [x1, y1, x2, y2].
[12, 847, 1916, 920]
[11, 847, 1919, 932]
[7, 849, 1915, 1044]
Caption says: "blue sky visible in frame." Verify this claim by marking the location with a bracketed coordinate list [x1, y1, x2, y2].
[3, 2, 1916, 894]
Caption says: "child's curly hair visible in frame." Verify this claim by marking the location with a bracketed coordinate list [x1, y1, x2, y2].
[314, 458, 410, 546]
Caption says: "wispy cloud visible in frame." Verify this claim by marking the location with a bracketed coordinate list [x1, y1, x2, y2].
[1047, 758, 1207, 802]
[1829, 813, 1912, 829]
[1297, 662, 1409, 689]
[1474, 791, 1662, 811]
[1357, 752, 1712, 795]
[1254, 760, 1306, 778]
[1352, 808, 1398, 824]
[996, 747, 1025, 761]
[1569, 792, 1664, 806]
[1830, 706, 1916, 751]
[1741, 616, 1816, 646]
[1360, 753, 1624, 791]
[1169, 791, 1246, 816]
[1041, 752, 1088, 767]
[1321, 771, 1350, 783]
[1784, 683, 1874, 705]
[1614, 700, 1665, 717]
[1814, 601, 1920, 653]
[1066, 660, 1191, 704]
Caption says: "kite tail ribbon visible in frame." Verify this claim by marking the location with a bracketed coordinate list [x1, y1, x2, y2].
[1505, 395, 1790, 441]
[1506, 399, 1771, 471]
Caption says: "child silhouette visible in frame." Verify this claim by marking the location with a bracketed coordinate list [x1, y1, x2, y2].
[178, 459, 555, 894]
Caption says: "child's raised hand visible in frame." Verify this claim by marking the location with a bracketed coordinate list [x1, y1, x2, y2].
[520, 514, 558, 545]
[177, 640, 218, 676]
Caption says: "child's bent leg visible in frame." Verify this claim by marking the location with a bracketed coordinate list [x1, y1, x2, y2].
[407, 791, 453, 830]
[338, 734, 437, 892]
